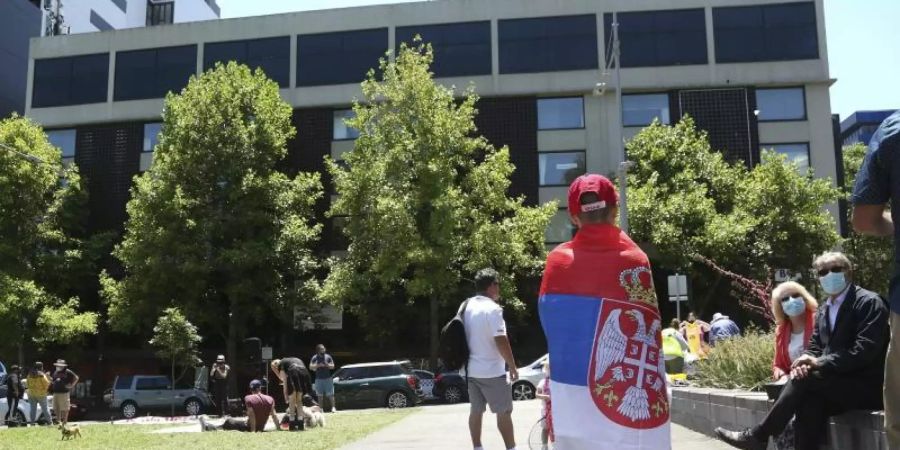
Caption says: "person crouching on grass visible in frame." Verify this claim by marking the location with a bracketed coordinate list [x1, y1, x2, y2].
[200, 380, 281, 432]
[271, 357, 313, 428]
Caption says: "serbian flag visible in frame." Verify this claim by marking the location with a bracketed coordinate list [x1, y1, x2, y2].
[539, 223, 671, 450]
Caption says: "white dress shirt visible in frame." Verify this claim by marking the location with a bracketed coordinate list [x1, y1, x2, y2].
[826, 287, 851, 332]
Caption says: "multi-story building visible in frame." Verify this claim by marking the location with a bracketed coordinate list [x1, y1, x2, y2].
[46, 0, 220, 34]
[841, 109, 898, 147]
[0, 0, 41, 117]
[25, 0, 837, 249]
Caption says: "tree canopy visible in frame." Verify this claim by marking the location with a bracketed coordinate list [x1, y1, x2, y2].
[321, 41, 555, 363]
[628, 118, 842, 319]
[102, 63, 323, 379]
[0, 115, 99, 362]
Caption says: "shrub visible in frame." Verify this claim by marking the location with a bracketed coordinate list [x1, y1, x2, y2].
[694, 329, 774, 391]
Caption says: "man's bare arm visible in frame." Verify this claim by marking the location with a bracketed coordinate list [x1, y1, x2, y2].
[269, 406, 281, 430]
[247, 407, 256, 431]
[494, 335, 518, 380]
[852, 204, 893, 237]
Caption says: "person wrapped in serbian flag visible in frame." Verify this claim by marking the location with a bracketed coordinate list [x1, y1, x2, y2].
[539, 174, 671, 450]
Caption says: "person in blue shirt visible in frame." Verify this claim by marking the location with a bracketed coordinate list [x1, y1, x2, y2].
[708, 313, 741, 346]
[849, 109, 900, 449]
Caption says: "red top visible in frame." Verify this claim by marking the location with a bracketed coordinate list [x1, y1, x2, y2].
[244, 393, 274, 431]
[772, 309, 815, 377]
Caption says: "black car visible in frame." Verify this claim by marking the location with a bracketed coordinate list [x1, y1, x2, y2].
[432, 371, 467, 404]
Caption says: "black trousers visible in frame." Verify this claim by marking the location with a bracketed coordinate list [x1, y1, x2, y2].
[4, 395, 18, 421]
[753, 372, 883, 450]
[212, 379, 228, 415]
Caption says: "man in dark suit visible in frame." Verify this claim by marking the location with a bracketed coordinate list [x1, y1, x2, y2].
[715, 251, 890, 450]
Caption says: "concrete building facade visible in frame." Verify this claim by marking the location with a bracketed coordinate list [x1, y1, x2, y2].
[25, 0, 837, 245]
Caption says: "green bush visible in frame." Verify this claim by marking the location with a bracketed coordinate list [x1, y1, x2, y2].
[694, 329, 775, 391]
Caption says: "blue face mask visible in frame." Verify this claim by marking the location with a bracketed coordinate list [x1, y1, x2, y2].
[819, 271, 848, 296]
[782, 296, 806, 317]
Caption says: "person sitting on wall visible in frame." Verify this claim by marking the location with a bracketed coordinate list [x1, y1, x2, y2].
[715, 252, 889, 450]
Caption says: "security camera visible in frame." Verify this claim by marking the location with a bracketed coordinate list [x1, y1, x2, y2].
[593, 81, 607, 97]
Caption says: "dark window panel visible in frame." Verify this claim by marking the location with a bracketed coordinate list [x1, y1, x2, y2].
[297, 28, 388, 87]
[678, 88, 757, 167]
[146, 0, 174, 26]
[32, 53, 109, 108]
[204, 36, 290, 87]
[90, 9, 113, 31]
[396, 21, 491, 78]
[115, 45, 197, 101]
[604, 9, 707, 68]
[499, 15, 598, 74]
[714, 2, 818, 63]
[111, 0, 127, 13]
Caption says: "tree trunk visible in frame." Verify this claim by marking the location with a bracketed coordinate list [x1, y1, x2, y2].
[429, 296, 438, 371]
[226, 295, 239, 399]
[17, 337, 24, 367]
[171, 356, 175, 417]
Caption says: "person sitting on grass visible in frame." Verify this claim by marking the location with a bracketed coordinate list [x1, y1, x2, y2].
[199, 380, 281, 432]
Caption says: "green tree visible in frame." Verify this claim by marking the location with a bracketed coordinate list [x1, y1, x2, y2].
[842, 143, 893, 295]
[102, 63, 323, 394]
[149, 307, 201, 417]
[628, 119, 842, 320]
[0, 115, 99, 364]
[322, 42, 555, 367]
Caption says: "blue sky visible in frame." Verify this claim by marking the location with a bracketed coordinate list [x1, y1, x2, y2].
[218, 0, 900, 119]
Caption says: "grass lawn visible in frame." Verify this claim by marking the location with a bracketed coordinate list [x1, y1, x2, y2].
[0, 409, 412, 449]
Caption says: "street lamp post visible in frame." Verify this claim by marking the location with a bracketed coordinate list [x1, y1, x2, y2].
[610, 14, 633, 233]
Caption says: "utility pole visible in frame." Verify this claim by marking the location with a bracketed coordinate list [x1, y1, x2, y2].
[611, 13, 633, 233]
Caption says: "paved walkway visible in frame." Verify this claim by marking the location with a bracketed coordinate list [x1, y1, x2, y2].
[340, 400, 730, 450]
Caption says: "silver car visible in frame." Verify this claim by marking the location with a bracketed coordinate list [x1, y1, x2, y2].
[510, 354, 548, 401]
[105, 375, 212, 419]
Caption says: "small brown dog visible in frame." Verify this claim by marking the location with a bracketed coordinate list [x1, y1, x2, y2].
[59, 423, 82, 440]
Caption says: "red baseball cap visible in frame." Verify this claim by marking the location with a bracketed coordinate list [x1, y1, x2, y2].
[567, 174, 618, 217]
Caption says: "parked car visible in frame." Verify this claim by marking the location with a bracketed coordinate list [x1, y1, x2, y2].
[510, 354, 548, 401]
[412, 370, 437, 401]
[432, 371, 467, 404]
[105, 375, 212, 419]
[0, 393, 52, 425]
[333, 361, 423, 410]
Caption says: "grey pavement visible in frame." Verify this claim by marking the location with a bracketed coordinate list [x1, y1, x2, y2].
[340, 399, 731, 450]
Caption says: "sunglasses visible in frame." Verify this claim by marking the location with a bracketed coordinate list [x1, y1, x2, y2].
[816, 267, 845, 277]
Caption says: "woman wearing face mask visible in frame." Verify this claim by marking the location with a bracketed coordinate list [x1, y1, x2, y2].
[771, 282, 818, 381]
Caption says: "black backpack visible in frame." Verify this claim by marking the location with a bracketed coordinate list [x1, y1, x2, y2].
[438, 299, 471, 372]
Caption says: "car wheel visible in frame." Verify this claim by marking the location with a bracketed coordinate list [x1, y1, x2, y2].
[443, 385, 464, 404]
[512, 381, 535, 401]
[184, 398, 203, 416]
[386, 391, 411, 408]
[120, 401, 139, 419]
[13, 409, 26, 426]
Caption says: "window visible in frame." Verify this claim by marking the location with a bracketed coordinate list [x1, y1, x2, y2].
[32, 53, 109, 108]
[46, 129, 77, 157]
[204, 37, 291, 87]
[546, 209, 576, 243]
[90, 10, 113, 31]
[146, 0, 174, 26]
[714, 2, 818, 63]
[539, 152, 585, 186]
[622, 94, 671, 126]
[604, 9, 707, 67]
[135, 376, 169, 390]
[333, 109, 360, 140]
[336, 367, 367, 381]
[297, 28, 388, 87]
[115, 45, 197, 101]
[537, 98, 584, 130]
[114, 376, 134, 390]
[396, 21, 492, 78]
[755, 87, 806, 121]
[368, 366, 400, 378]
[762, 143, 810, 172]
[143, 123, 162, 152]
[499, 15, 598, 74]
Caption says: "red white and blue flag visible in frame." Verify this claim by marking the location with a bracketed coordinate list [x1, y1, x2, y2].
[539, 223, 671, 450]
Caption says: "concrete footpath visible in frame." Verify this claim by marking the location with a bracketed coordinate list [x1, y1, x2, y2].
[340, 400, 730, 450]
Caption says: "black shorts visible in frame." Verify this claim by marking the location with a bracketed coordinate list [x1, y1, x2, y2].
[286, 367, 311, 396]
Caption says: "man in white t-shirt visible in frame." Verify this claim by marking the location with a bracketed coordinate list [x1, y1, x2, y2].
[461, 268, 519, 450]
